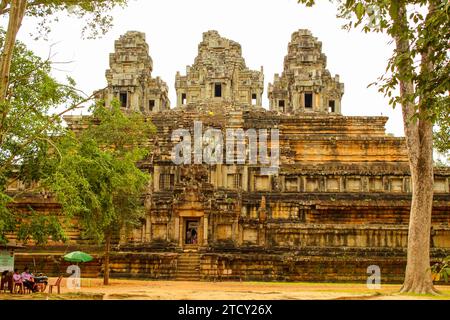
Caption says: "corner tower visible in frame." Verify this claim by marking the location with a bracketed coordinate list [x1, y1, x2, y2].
[96, 31, 170, 113]
[175, 30, 264, 107]
[268, 29, 344, 114]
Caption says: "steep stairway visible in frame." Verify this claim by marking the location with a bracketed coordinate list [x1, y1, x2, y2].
[175, 252, 201, 281]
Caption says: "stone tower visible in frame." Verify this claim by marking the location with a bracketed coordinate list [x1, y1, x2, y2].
[175, 30, 264, 108]
[268, 29, 344, 114]
[96, 31, 170, 113]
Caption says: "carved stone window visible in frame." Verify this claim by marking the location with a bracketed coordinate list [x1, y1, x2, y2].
[119, 92, 128, 108]
[329, 100, 336, 113]
[149, 100, 155, 111]
[159, 173, 174, 190]
[305, 93, 313, 109]
[227, 174, 242, 189]
[252, 93, 257, 105]
[279, 100, 285, 112]
[214, 83, 222, 98]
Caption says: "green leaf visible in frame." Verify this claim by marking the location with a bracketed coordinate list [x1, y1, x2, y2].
[355, 3, 365, 20]
[443, 271, 448, 283]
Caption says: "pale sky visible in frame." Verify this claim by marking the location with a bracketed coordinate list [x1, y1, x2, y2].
[16, 0, 404, 136]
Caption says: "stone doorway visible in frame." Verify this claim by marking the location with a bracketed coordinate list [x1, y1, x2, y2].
[185, 219, 199, 245]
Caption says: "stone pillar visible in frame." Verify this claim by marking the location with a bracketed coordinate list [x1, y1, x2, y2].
[200, 86, 205, 101]
[293, 92, 300, 110]
[146, 215, 152, 242]
[177, 92, 182, 108]
[154, 166, 160, 191]
[242, 166, 249, 191]
[210, 166, 216, 186]
[315, 93, 321, 111]
[225, 81, 231, 100]
[232, 218, 239, 244]
[222, 165, 228, 188]
[107, 91, 114, 108]
[203, 216, 209, 245]
[155, 98, 160, 113]
[300, 176, 306, 192]
[257, 90, 262, 106]
[362, 176, 369, 192]
[174, 217, 180, 246]
[258, 225, 266, 247]
[339, 176, 345, 192]
[207, 83, 212, 99]
[131, 91, 139, 111]
[336, 100, 342, 114]
[214, 164, 221, 188]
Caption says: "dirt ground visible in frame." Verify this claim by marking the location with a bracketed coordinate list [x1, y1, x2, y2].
[13, 278, 446, 300]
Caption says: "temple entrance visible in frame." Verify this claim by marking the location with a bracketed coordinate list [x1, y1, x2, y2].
[175, 189, 207, 248]
[185, 220, 199, 245]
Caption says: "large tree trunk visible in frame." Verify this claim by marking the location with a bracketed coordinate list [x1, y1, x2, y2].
[390, 0, 438, 294]
[0, 0, 27, 101]
[103, 231, 111, 286]
[400, 121, 437, 294]
[0, 0, 27, 146]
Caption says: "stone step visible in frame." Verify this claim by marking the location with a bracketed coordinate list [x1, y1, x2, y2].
[177, 268, 200, 272]
[177, 259, 200, 262]
[176, 272, 200, 276]
[175, 253, 201, 281]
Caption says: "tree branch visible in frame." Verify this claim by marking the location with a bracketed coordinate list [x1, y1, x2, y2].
[0, 91, 97, 174]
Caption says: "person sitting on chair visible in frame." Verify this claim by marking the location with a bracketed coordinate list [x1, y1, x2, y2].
[12, 269, 22, 284]
[12, 269, 23, 293]
[21, 267, 37, 293]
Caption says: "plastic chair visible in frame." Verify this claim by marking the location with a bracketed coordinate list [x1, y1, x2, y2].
[49, 276, 63, 294]
[13, 282, 24, 294]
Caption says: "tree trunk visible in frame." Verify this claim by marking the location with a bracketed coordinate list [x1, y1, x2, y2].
[0, 0, 27, 101]
[400, 121, 437, 294]
[390, 0, 438, 294]
[103, 231, 111, 286]
[0, 0, 27, 146]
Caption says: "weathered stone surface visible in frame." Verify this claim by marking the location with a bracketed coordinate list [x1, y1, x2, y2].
[96, 31, 170, 113]
[175, 30, 264, 108]
[269, 30, 344, 114]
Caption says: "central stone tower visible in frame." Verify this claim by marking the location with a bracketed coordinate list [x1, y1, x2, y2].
[175, 30, 264, 108]
[268, 29, 345, 114]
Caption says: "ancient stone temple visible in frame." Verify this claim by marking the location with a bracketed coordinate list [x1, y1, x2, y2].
[95, 31, 170, 113]
[269, 29, 344, 114]
[175, 30, 264, 107]
[9, 30, 450, 283]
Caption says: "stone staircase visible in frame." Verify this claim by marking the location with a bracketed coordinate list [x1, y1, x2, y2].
[175, 252, 201, 281]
